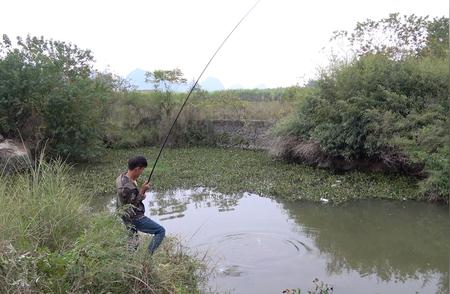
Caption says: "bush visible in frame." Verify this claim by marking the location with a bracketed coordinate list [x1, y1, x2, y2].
[273, 54, 448, 202]
[0, 35, 111, 161]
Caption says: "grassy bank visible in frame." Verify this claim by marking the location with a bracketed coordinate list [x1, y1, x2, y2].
[74, 147, 419, 204]
[0, 159, 207, 293]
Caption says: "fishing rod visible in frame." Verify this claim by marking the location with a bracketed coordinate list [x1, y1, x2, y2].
[147, 0, 261, 183]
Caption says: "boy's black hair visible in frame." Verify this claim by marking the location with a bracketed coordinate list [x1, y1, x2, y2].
[128, 155, 148, 170]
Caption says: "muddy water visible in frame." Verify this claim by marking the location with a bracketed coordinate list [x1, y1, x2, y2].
[99, 188, 449, 293]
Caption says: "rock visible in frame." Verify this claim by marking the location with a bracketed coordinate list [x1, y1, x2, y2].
[0, 134, 4, 142]
[0, 139, 30, 175]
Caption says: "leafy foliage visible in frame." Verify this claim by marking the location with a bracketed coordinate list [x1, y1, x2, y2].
[275, 14, 449, 201]
[332, 13, 449, 59]
[0, 35, 111, 161]
[145, 68, 188, 117]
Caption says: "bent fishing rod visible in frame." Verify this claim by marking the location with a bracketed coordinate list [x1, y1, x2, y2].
[147, 0, 261, 183]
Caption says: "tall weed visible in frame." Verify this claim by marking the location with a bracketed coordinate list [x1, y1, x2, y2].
[0, 157, 88, 252]
[0, 158, 207, 293]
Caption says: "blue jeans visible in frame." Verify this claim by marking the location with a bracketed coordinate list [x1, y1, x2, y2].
[131, 216, 166, 254]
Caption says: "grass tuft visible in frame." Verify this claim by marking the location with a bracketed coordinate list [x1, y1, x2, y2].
[0, 156, 207, 293]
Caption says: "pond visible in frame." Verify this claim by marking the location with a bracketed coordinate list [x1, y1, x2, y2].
[96, 188, 449, 293]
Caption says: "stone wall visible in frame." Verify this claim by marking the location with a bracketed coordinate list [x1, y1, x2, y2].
[208, 119, 274, 150]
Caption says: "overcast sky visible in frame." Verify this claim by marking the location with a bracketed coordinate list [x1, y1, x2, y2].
[1, 0, 448, 88]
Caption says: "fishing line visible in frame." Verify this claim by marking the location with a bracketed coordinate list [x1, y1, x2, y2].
[147, 0, 261, 183]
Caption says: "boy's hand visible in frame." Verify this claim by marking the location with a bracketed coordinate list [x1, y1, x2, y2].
[139, 181, 151, 197]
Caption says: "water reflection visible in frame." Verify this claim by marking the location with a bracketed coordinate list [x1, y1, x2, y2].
[148, 187, 243, 218]
[96, 188, 449, 293]
[280, 200, 450, 292]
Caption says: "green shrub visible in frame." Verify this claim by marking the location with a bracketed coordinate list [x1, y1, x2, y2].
[273, 53, 448, 201]
[0, 35, 111, 161]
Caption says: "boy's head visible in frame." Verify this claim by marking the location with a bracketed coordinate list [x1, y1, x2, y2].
[128, 155, 148, 177]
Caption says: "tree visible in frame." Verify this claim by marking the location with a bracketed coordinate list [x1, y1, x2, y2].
[145, 68, 187, 117]
[145, 68, 187, 91]
[0, 35, 110, 161]
[331, 13, 449, 59]
[422, 16, 449, 58]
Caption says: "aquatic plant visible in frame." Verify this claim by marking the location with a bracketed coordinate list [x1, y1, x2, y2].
[73, 147, 419, 204]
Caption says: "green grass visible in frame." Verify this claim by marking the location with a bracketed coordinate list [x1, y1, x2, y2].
[0, 158, 89, 252]
[0, 157, 207, 293]
[73, 147, 420, 204]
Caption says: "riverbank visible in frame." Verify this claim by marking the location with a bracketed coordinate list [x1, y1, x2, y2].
[74, 147, 420, 204]
[0, 159, 207, 293]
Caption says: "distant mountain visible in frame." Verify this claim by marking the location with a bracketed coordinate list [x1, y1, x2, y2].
[200, 77, 224, 92]
[126, 68, 152, 90]
[126, 68, 193, 92]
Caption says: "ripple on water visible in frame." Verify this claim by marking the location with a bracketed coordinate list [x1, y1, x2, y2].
[196, 230, 314, 278]
[99, 188, 449, 294]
